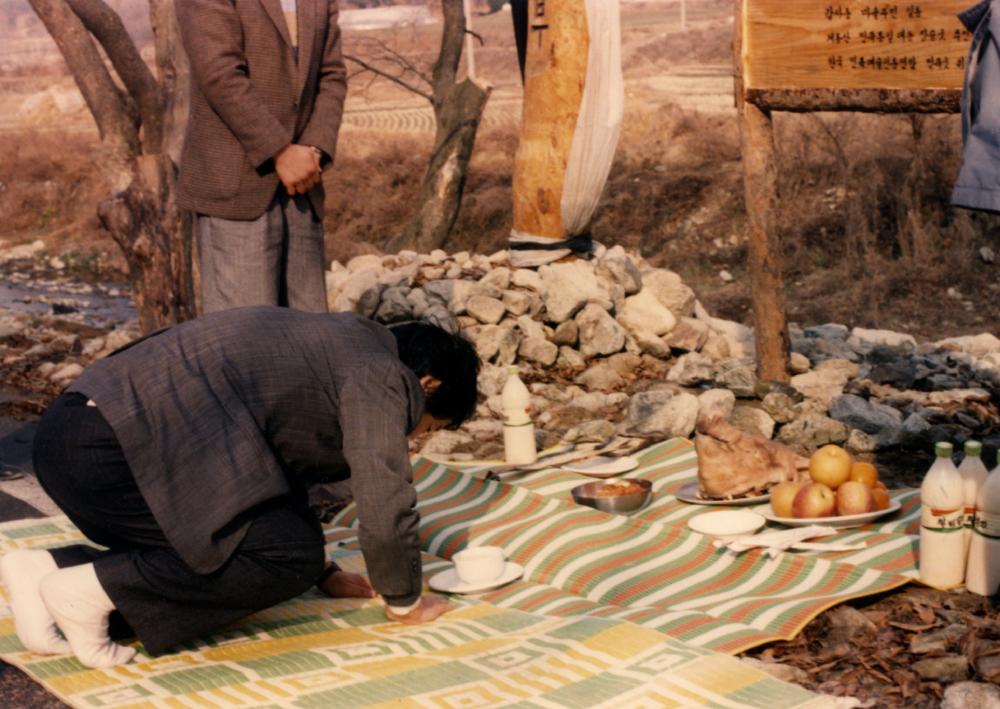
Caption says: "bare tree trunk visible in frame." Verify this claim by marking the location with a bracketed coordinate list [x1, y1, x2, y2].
[387, 0, 491, 253]
[27, 0, 195, 332]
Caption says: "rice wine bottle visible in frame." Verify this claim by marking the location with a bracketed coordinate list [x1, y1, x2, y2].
[502, 366, 537, 465]
[966, 458, 1000, 596]
[919, 442, 965, 589]
[958, 440, 989, 551]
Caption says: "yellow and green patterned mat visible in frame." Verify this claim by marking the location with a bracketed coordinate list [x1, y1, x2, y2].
[0, 438, 913, 708]
[0, 524, 839, 708]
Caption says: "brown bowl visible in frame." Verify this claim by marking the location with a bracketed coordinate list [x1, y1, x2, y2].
[571, 478, 653, 514]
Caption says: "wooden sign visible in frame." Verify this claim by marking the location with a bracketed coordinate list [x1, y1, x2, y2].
[743, 2, 973, 91]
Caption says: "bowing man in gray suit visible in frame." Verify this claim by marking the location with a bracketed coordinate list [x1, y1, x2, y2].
[0, 308, 479, 667]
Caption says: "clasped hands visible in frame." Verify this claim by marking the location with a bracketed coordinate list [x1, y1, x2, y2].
[317, 567, 454, 625]
[275, 143, 322, 195]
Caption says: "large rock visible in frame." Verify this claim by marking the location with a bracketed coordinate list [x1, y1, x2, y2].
[729, 406, 776, 439]
[828, 394, 903, 447]
[848, 327, 917, 354]
[374, 286, 412, 322]
[468, 324, 520, 364]
[761, 392, 798, 424]
[697, 389, 736, 424]
[912, 655, 969, 683]
[515, 314, 547, 341]
[511, 268, 544, 292]
[642, 269, 696, 317]
[777, 413, 850, 452]
[502, 290, 532, 316]
[667, 353, 715, 386]
[481, 266, 511, 291]
[539, 262, 606, 323]
[938, 332, 1000, 358]
[346, 253, 384, 274]
[664, 317, 709, 353]
[597, 246, 642, 295]
[576, 304, 626, 358]
[466, 295, 505, 325]
[714, 359, 758, 398]
[942, 682, 1000, 709]
[332, 269, 380, 313]
[790, 359, 859, 406]
[518, 337, 558, 367]
[552, 320, 578, 347]
[623, 390, 699, 438]
[617, 288, 677, 337]
[423, 279, 483, 313]
[557, 346, 586, 370]
[576, 364, 626, 391]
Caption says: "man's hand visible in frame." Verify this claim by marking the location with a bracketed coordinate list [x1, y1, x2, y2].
[275, 144, 321, 195]
[318, 570, 376, 599]
[385, 596, 455, 625]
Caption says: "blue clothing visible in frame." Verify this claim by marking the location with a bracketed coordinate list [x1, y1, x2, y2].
[952, 1, 1000, 212]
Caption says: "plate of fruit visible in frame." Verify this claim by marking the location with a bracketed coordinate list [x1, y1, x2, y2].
[761, 445, 901, 529]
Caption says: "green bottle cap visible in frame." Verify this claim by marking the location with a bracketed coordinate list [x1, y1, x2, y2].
[965, 440, 982, 457]
[935, 442, 954, 458]
[507, 365, 519, 375]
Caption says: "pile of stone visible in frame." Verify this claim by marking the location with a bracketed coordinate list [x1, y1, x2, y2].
[324, 247, 1000, 472]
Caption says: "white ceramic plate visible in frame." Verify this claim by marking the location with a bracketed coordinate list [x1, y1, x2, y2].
[428, 562, 524, 594]
[688, 510, 766, 539]
[759, 499, 902, 529]
[562, 456, 639, 478]
[675, 481, 770, 506]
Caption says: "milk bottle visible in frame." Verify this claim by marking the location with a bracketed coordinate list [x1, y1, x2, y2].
[958, 440, 989, 551]
[502, 366, 537, 465]
[966, 457, 1000, 596]
[919, 442, 966, 589]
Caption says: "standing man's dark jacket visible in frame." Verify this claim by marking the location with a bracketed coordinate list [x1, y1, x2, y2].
[175, 0, 348, 220]
[67, 308, 425, 607]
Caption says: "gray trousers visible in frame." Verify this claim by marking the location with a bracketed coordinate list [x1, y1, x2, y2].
[197, 192, 327, 313]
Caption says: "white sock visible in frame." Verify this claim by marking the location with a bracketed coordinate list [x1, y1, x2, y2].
[39, 563, 136, 668]
[0, 550, 71, 655]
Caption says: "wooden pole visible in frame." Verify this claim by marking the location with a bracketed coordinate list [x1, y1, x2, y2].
[735, 0, 789, 382]
[680, 0, 686, 31]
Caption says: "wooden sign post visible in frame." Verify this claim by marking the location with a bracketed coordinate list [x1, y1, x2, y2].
[735, 1, 969, 381]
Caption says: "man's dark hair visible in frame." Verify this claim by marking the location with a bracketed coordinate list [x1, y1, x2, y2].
[390, 322, 480, 427]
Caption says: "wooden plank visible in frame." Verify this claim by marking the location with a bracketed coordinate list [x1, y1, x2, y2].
[743, 1, 972, 91]
[735, 0, 790, 382]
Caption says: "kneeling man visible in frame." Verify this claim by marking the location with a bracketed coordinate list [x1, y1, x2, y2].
[1, 307, 479, 667]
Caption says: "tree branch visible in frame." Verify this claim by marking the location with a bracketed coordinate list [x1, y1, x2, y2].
[344, 54, 433, 102]
[27, 0, 137, 189]
[432, 0, 465, 107]
[65, 0, 164, 152]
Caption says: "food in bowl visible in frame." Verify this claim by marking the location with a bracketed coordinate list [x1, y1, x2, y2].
[571, 478, 652, 513]
[592, 480, 647, 498]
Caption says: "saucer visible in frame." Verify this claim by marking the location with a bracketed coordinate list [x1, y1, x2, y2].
[562, 456, 639, 478]
[428, 562, 524, 594]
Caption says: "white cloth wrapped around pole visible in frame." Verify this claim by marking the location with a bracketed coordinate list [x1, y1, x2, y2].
[510, 0, 624, 267]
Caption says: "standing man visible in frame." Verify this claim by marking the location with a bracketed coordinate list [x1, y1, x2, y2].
[175, 0, 348, 312]
[0, 310, 479, 667]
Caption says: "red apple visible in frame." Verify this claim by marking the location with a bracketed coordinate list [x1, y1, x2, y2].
[835, 480, 875, 516]
[792, 483, 837, 519]
[770, 481, 803, 519]
[871, 482, 891, 511]
[809, 445, 853, 490]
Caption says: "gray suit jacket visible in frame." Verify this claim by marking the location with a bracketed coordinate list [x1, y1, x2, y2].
[69, 308, 425, 605]
[175, 0, 347, 220]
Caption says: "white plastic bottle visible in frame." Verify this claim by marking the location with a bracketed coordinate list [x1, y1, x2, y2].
[502, 365, 537, 465]
[966, 458, 1000, 596]
[958, 440, 989, 551]
[919, 442, 966, 589]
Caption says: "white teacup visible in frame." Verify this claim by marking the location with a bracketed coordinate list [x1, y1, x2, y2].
[452, 546, 506, 585]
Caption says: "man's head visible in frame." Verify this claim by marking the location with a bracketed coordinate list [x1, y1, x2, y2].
[389, 322, 480, 431]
